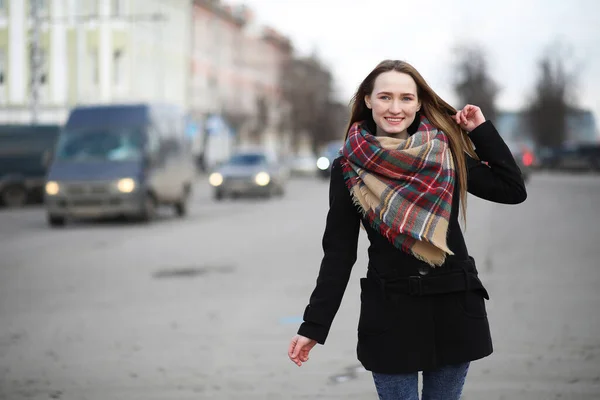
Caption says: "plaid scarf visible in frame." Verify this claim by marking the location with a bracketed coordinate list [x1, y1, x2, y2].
[340, 116, 456, 266]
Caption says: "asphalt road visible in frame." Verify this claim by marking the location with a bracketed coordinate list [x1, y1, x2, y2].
[0, 171, 599, 400]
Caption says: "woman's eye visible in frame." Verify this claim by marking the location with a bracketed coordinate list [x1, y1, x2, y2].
[403, 97, 412, 101]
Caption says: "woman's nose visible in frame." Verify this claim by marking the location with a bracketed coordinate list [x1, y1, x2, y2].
[389, 101, 402, 114]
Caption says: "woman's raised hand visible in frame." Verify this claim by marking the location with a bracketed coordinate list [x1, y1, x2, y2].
[454, 104, 486, 132]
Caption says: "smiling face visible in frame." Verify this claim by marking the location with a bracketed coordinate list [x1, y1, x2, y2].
[365, 71, 421, 139]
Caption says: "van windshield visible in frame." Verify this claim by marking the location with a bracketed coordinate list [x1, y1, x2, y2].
[227, 153, 268, 166]
[56, 128, 145, 162]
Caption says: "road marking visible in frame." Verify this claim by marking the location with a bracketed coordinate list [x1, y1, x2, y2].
[278, 316, 304, 325]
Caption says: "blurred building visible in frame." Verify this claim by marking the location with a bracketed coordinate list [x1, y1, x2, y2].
[0, 0, 191, 124]
[190, 0, 293, 155]
[0, 0, 300, 158]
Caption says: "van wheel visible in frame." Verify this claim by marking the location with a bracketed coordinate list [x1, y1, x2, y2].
[1, 185, 28, 208]
[174, 184, 190, 217]
[214, 189, 224, 201]
[139, 194, 156, 222]
[48, 214, 66, 227]
[174, 197, 188, 217]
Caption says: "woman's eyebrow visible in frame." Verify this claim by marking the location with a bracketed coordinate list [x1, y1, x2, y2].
[376, 91, 415, 96]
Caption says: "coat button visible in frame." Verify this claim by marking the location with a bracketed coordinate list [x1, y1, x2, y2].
[418, 265, 430, 276]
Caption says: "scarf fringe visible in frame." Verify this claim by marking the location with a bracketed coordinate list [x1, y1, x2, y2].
[410, 248, 447, 267]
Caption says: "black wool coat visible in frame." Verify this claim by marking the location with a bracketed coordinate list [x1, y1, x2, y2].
[297, 121, 527, 374]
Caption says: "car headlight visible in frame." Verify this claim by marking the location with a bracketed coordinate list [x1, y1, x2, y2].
[317, 157, 330, 170]
[117, 178, 136, 193]
[209, 172, 224, 187]
[45, 181, 60, 195]
[254, 172, 270, 186]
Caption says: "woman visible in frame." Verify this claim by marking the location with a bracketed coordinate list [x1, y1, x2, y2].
[287, 60, 527, 399]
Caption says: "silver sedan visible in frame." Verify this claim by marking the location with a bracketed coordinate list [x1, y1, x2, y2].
[208, 151, 287, 200]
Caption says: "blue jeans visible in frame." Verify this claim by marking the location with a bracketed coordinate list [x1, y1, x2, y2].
[372, 362, 470, 400]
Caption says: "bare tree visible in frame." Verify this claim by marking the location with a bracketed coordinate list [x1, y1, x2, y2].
[452, 45, 499, 122]
[280, 55, 338, 153]
[526, 42, 578, 148]
[248, 95, 269, 144]
[310, 100, 349, 153]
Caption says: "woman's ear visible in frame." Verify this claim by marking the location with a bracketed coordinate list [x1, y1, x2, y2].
[364, 95, 372, 109]
[417, 101, 422, 112]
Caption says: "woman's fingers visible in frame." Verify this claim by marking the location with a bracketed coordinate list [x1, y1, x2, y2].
[300, 348, 309, 362]
[454, 111, 462, 124]
[288, 336, 302, 366]
[288, 336, 298, 357]
[289, 336, 313, 367]
[466, 105, 476, 120]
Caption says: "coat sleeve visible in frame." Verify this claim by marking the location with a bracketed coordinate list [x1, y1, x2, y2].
[297, 158, 361, 344]
[465, 120, 528, 204]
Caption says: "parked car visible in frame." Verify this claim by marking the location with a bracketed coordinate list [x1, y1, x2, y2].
[538, 143, 600, 172]
[44, 103, 195, 227]
[577, 144, 600, 171]
[316, 140, 344, 179]
[208, 150, 287, 200]
[0, 125, 61, 207]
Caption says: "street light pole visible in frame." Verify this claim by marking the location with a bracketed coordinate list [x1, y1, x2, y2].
[30, 0, 42, 124]
[75, 6, 85, 104]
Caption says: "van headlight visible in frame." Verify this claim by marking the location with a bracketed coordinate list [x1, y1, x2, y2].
[254, 172, 270, 186]
[317, 157, 330, 170]
[209, 172, 224, 187]
[117, 178, 136, 193]
[45, 181, 60, 195]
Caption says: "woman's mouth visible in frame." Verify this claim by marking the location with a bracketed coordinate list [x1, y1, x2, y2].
[385, 117, 404, 125]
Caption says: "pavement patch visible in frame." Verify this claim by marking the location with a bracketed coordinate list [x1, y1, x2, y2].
[152, 265, 235, 279]
[329, 364, 368, 384]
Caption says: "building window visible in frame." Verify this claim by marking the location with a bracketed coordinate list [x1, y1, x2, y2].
[0, 0, 5, 14]
[113, 49, 124, 86]
[111, 0, 123, 17]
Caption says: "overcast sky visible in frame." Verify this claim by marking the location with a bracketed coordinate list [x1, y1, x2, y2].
[235, 0, 600, 126]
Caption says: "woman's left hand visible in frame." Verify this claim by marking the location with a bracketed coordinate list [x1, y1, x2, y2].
[454, 104, 486, 132]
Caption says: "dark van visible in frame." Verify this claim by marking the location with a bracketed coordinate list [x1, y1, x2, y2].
[0, 125, 61, 207]
[44, 104, 195, 227]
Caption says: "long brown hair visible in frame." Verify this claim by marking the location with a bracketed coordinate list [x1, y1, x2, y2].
[345, 59, 478, 220]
